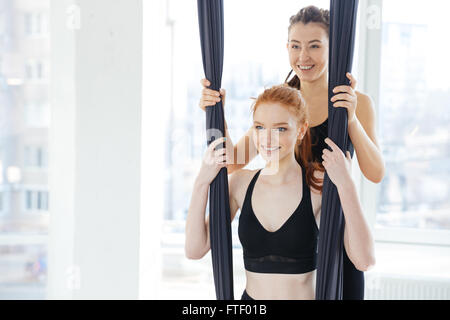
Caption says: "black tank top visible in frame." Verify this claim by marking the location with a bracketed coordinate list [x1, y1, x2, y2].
[238, 165, 319, 274]
[310, 118, 329, 163]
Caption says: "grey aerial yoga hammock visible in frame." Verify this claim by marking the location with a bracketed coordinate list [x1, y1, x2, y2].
[196, 0, 361, 300]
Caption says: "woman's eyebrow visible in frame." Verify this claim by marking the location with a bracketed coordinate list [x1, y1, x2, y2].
[290, 39, 322, 44]
[254, 121, 289, 126]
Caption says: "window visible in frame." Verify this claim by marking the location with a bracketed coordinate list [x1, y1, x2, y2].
[24, 189, 49, 212]
[24, 146, 48, 169]
[24, 12, 48, 36]
[0, 1, 50, 299]
[376, 0, 450, 234]
[25, 60, 46, 80]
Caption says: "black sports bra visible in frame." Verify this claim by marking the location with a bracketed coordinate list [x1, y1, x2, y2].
[238, 165, 319, 274]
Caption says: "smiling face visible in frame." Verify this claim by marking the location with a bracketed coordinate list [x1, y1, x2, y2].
[252, 103, 307, 163]
[287, 22, 329, 83]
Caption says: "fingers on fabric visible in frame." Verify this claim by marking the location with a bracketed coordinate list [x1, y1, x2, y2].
[333, 101, 352, 109]
[331, 93, 354, 102]
[333, 85, 354, 95]
[203, 88, 221, 98]
[347, 73, 357, 89]
[322, 149, 331, 160]
[210, 138, 227, 167]
[205, 137, 226, 166]
[201, 78, 211, 87]
[209, 137, 227, 151]
[215, 152, 227, 165]
[203, 89, 221, 103]
[214, 147, 226, 157]
[199, 81, 221, 111]
[324, 138, 337, 151]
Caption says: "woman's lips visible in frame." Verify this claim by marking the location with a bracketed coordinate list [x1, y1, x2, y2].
[298, 65, 314, 72]
[261, 145, 281, 152]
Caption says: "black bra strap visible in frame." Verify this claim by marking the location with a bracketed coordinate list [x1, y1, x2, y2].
[301, 165, 308, 198]
[243, 169, 262, 205]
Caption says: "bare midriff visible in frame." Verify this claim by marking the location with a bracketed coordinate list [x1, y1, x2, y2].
[245, 269, 316, 300]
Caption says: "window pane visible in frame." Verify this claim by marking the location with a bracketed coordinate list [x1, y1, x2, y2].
[24, 13, 32, 35]
[0, 0, 50, 299]
[377, 0, 450, 230]
[26, 190, 32, 210]
[36, 147, 42, 167]
[37, 191, 41, 210]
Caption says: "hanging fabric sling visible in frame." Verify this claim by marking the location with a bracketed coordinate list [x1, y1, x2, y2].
[196, 0, 361, 300]
[197, 0, 234, 300]
[315, 0, 360, 300]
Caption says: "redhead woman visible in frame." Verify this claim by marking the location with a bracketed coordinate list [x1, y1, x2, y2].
[185, 85, 375, 300]
[198, 6, 385, 299]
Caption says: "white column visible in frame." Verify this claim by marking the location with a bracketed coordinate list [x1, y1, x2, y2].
[139, 0, 172, 300]
[48, 0, 142, 299]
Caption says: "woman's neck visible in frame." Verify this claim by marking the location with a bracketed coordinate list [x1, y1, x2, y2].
[299, 71, 328, 99]
[262, 153, 301, 185]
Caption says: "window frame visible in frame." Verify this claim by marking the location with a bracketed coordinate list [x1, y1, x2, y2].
[359, 0, 450, 246]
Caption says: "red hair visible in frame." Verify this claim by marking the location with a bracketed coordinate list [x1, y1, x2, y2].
[251, 84, 324, 193]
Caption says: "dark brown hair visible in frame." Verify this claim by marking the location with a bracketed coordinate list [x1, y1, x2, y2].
[251, 84, 323, 193]
[285, 6, 330, 90]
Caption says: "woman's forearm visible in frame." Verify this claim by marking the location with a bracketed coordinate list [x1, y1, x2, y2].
[337, 177, 376, 271]
[185, 178, 210, 259]
[348, 118, 385, 183]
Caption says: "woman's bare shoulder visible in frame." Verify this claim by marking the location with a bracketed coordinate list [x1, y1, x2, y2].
[355, 91, 375, 120]
[229, 169, 259, 189]
[229, 168, 259, 195]
[228, 169, 260, 210]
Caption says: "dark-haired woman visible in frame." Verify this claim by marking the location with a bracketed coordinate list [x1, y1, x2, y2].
[198, 6, 384, 299]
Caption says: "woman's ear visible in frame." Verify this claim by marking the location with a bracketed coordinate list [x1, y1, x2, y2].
[297, 128, 304, 141]
[298, 122, 307, 139]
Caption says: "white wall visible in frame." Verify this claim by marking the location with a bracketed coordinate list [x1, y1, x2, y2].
[48, 0, 142, 299]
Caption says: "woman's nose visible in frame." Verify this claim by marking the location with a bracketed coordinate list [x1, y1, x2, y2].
[260, 130, 271, 145]
[299, 48, 310, 60]
[268, 130, 280, 144]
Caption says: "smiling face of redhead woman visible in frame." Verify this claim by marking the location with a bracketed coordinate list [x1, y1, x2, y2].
[286, 22, 329, 83]
[252, 103, 307, 164]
